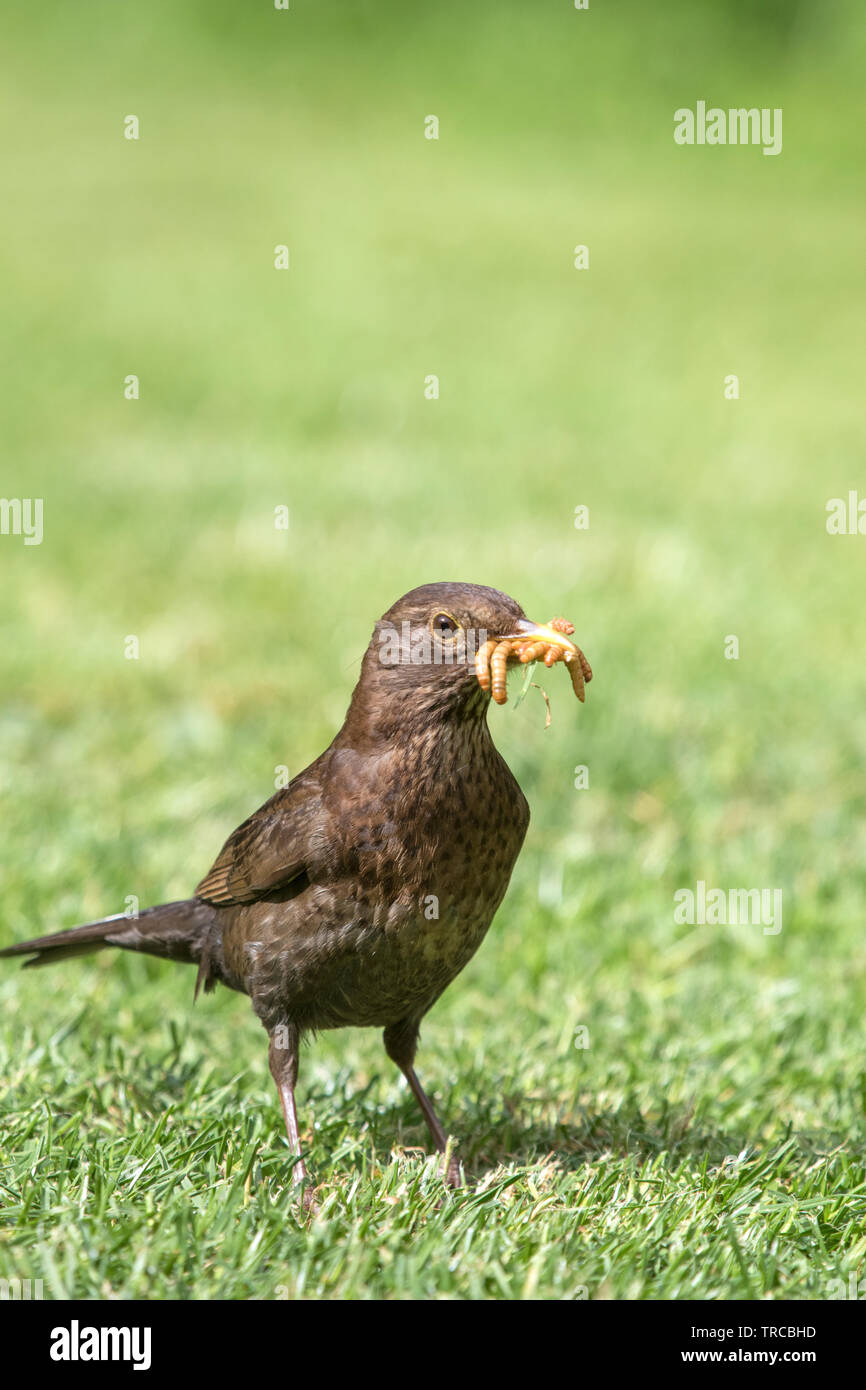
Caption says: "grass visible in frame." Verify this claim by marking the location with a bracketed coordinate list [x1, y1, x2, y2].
[1, 0, 866, 1299]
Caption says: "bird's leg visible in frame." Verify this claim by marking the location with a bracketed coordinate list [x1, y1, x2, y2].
[268, 1024, 316, 1210]
[383, 1019, 462, 1187]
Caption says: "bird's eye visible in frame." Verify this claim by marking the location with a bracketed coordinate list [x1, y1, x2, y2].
[432, 612, 459, 635]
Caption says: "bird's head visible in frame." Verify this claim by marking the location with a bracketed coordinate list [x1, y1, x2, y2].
[342, 581, 578, 743]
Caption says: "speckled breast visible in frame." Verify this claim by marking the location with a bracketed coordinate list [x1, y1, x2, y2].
[237, 725, 530, 1034]
[316, 747, 529, 1029]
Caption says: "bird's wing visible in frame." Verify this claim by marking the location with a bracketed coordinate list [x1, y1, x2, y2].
[195, 770, 324, 906]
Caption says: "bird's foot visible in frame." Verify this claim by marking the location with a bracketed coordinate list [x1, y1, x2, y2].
[289, 1156, 320, 1215]
[299, 1182, 320, 1217]
[443, 1160, 463, 1188]
[442, 1138, 463, 1189]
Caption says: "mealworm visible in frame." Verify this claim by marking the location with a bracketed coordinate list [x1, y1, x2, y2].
[565, 651, 586, 702]
[517, 641, 548, 664]
[490, 639, 514, 704]
[474, 639, 498, 691]
[472, 616, 591, 715]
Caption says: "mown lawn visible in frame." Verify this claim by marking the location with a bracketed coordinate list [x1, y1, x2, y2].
[1, 0, 865, 1299]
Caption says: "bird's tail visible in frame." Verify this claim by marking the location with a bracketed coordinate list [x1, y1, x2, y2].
[0, 899, 215, 971]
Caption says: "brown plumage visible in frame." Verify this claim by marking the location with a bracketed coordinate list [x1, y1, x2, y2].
[0, 582, 591, 1204]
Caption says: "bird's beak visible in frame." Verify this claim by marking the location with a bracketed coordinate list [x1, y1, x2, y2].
[500, 618, 577, 654]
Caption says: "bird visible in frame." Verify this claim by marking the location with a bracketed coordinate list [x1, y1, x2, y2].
[1, 582, 585, 1205]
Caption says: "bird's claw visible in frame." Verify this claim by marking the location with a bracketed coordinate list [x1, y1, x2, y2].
[443, 1157, 463, 1189]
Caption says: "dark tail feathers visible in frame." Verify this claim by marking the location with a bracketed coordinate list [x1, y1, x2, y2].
[0, 899, 216, 971]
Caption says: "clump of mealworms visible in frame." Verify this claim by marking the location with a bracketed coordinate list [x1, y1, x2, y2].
[474, 617, 593, 715]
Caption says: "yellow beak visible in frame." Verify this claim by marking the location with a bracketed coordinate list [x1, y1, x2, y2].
[503, 618, 577, 654]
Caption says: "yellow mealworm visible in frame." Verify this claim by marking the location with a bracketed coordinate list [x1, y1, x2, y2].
[518, 641, 547, 664]
[472, 615, 591, 715]
[474, 638, 498, 691]
[490, 639, 513, 705]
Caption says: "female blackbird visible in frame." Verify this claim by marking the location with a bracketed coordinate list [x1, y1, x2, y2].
[1, 582, 582, 1203]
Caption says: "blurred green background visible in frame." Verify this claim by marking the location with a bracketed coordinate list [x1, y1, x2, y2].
[1, 0, 865, 1299]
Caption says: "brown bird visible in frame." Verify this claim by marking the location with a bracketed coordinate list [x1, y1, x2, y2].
[0, 582, 587, 1205]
